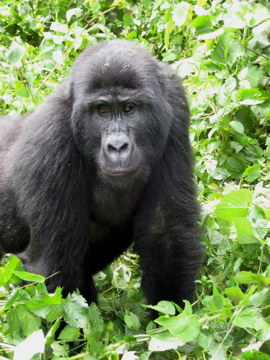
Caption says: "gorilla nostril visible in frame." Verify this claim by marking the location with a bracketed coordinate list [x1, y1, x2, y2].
[107, 143, 129, 153]
[108, 144, 117, 153]
[120, 143, 129, 153]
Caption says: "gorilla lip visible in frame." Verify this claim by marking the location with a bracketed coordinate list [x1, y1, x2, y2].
[102, 167, 139, 177]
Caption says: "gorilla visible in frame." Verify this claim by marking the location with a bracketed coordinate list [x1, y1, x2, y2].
[0, 40, 202, 312]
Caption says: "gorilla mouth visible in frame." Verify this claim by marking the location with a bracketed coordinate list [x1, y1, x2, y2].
[102, 166, 139, 177]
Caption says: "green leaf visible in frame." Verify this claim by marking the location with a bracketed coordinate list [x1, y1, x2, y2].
[7, 43, 26, 65]
[164, 19, 174, 49]
[233, 307, 259, 329]
[127, 31, 137, 40]
[58, 325, 81, 341]
[123, 13, 133, 27]
[145, 301, 176, 316]
[149, 331, 184, 351]
[15, 304, 41, 337]
[13, 271, 45, 283]
[4, 289, 19, 310]
[208, 342, 227, 360]
[142, 0, 152, 9]
[88, 303, 105, 338]
[234, 271, 270, 287]
[156, 314, 199, 343]
[210, 286, 232, 311]
[191, 15, 212, 34]
[172, 2, 190, 27]
[243, 164, 261, 183]
[63, 292, 88, 328]
[253, 219, 268, 240]
[26, 288, 63, 322]
[233, 217, 259, 244]
[162, 52, 177, 62]
[228, 40, 245, 67]
[155, 301, 199, 342]
[245, 144, 263, 158]
[91, 1, 101, 13]
[198, 28, 224, 40]
[51, 342, 69, 358]
[241, 350, 270, 360]
[50, 22, 68, 33]
[211, 31, 245, 67]
[224, 286, 246, 305]
[223, 9, 245, 29]
[45, 318, 61, 346]
[124, 312, 140, 330]
[7, 308, 20, 337]
[236, 88, 270, 105]
[85, 334, 100, 353]
[226, 153, 247, 177]
[238, 65, 263, 88]
[250, 288, 270, 308]
[249, 4, 270, 26]
[0, 255, 22, 285]
[66, 8, 82, 22]
[215, 189, 252, 222]
[14, 82, 30, 98]
[230, 120, 244, 134]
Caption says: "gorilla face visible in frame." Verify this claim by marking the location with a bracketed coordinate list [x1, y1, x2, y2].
[70, 40, 172, 187]
[92, 99, 142, 178]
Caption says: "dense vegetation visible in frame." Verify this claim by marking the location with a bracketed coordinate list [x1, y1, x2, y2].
[0, 0, 269, 359]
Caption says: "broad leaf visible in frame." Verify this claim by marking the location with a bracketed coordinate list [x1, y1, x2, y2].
[215, 189, 252, 222]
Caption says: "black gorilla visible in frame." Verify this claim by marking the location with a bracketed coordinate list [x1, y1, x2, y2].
[0, 40, 202, 310]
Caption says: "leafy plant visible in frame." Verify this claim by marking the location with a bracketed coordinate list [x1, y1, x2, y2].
[0, 0, 270, 359]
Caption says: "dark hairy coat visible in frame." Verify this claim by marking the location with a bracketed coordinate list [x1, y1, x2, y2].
[0, 40, 202, 312]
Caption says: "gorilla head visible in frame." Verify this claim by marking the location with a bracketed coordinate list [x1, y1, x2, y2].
[70, 41, 174, 187]
[0, 40, 202, 314]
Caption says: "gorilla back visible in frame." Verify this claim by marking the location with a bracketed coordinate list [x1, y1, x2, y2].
[0, 40, 202, 310]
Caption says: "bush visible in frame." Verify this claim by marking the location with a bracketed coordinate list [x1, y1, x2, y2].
[0, 0, 269, 359]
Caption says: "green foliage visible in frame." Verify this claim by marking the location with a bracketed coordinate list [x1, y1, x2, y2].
[0, 0, 270, 359]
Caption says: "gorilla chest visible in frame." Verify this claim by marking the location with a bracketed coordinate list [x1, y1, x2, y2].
[91, 184, 144, 228]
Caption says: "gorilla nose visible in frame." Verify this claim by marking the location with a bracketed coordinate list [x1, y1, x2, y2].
[104, 133, 132, 162]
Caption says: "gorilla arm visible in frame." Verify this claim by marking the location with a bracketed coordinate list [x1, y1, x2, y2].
[5, 88, 97, 301]
[133, 71, 202, 311]
[133, 152, 202, 310]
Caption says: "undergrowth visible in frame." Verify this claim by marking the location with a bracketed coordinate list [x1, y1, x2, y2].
[0, 0, 269, 359]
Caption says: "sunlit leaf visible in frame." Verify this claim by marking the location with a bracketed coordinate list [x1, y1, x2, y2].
[215, 189, 252, 221]
[13, 271, 44, 283]
[66, 8, 82, 22]
[26, 288, 63, 322]
[149, 331, 184, 351]
[145, 301, 176, 316]
[172, 2, 190, 27]
[62, 293, 88, 328]
[7, 43, 26, 65]
[233, 307, 260, 329]
[155, 301, 200, 342]
[233, 217, 259, 244]
[124, 312, 140, 330]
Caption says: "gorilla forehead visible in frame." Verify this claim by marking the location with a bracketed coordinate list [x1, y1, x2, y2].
[71, 40, 162, 93]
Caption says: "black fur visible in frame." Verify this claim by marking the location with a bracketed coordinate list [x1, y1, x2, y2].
[0, 40, 202, 310]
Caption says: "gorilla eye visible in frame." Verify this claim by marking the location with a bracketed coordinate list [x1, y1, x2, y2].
[123, 104, 134, 113]
[97, 105, 110, 115]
